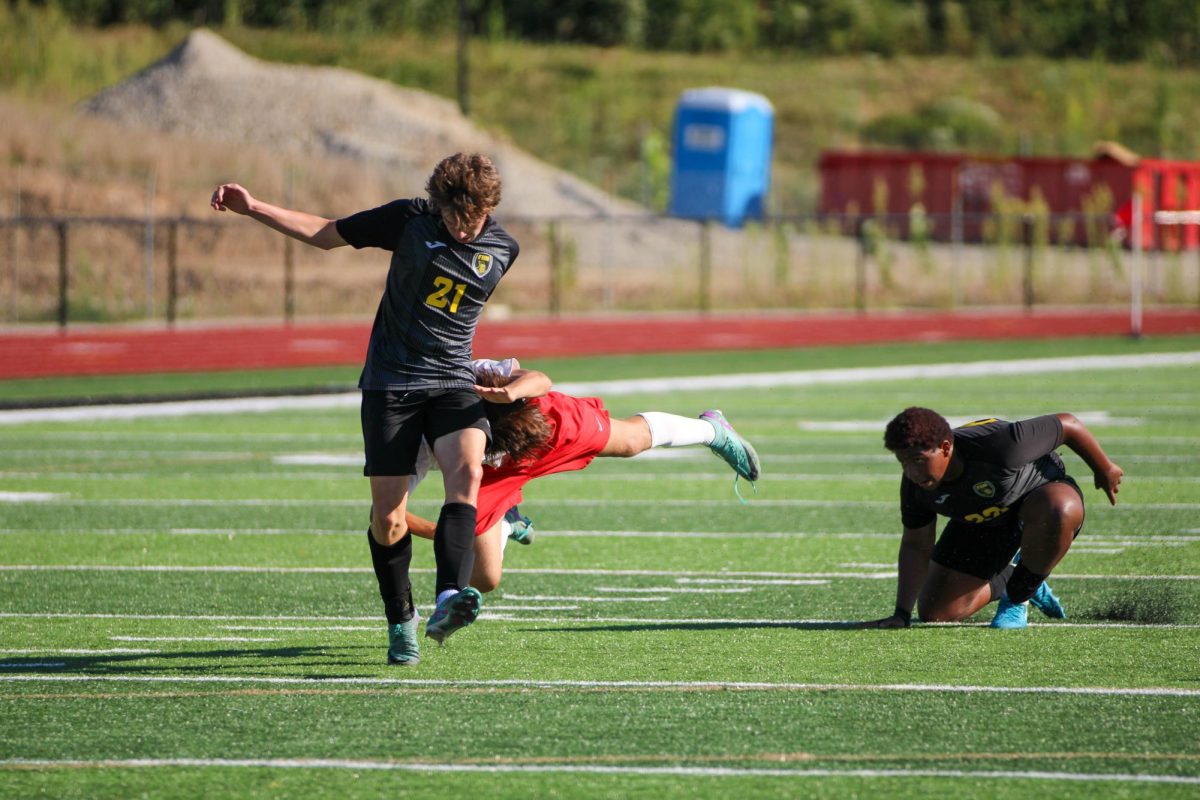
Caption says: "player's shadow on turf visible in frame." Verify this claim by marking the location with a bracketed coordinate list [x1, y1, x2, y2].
[0, 646, 362, 675]
[529, 621, 865, 633]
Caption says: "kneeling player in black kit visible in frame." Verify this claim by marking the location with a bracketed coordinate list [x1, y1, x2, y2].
[861, 407, 1124, 630]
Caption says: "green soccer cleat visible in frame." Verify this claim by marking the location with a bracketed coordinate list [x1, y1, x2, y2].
[387, 615, 421, 666]
[989, 594, 1029, 629]
[700, 410, 760, 500]
[504, 505, 535, 545]
[424, 587, 483, 645]
[1029, 580, 1066, 619]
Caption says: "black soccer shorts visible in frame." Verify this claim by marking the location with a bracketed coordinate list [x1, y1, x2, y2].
[361, 388, 492, 476]
[931, 476, 1085, 580]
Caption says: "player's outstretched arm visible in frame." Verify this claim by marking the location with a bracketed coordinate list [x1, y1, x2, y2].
[858, 522, 935, 628]
[475, 368, 552, 404]
[1056, 413, 1124, 505]
[210, 183, 347, 250]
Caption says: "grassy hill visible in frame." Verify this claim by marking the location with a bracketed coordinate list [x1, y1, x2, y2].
[4, 8, 1200, 216]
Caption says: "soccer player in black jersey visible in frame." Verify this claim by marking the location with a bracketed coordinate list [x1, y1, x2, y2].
[211, 154, 518, 663]
[860, 407, 1124, 630]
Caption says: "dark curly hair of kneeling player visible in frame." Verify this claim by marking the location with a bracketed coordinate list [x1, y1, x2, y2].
[884, 406, 952, 452]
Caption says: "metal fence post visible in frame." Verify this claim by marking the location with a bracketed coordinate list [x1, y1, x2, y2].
[1022, 214, 1035, 311]
[284, 236, 295, 323]
[698, 220, 712, 313]
[548, 220, 561, 318]
[56, 221, 69, 329]
[144, 171, 156, 319]
[1130, 194, 1144, 339]
[166, 220, 178, 327]
[950, 197, 962, 308]
[855, 217, 871, 314]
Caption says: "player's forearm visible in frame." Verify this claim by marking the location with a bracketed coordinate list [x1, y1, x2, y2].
[502, 369, 552, 400]
[1057, 413, 1116, 474]
[404, 512, 437, 540]
[246, 199, 343, 249]
[894, 540, 930, 617]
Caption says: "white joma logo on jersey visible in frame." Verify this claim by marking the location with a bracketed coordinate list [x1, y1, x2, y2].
[425, 241, 447, 250]
[935, 493, 950, 504]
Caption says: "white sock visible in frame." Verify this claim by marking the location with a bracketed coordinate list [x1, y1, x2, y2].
[436, 588, 458, 607]
[500, 518, 512, 555]
[638, 412, 716, 448]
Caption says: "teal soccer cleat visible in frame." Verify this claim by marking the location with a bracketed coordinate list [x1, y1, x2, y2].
[387, 614, 421, 666]
[700, 410, 760, 501]
[989, 595, 1029, 629]
[424, 587, 483, 645]
[504, 505, 534, 545]
[1029, 580, 1066, 619]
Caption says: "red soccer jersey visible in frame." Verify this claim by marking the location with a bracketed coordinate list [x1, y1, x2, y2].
[474, 392, 612, 535]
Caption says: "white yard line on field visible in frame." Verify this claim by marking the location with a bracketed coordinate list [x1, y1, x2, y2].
[0, 758, 1196, 785]
[1, 565, 1198, 580]
[1, 611, 1196, 629]
[1, 351, 1197, 426]
[0, 491, 64, 503]
[0, 663, 65, 669]
[5, 529, 1196, 544]
[595, 586, 753, 594]
[110, 636, 277, 643]
[1, 675, 1199, 699]
[10, 497, 1200, 510]
[219, 625, 376, 632]
[499, 594, 670, 603]
[0, 648, 159, 655]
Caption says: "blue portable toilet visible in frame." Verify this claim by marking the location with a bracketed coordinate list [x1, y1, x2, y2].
[669, 87, 774, 227]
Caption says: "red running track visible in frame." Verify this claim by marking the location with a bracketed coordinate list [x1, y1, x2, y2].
[4, 309, 1200, 380]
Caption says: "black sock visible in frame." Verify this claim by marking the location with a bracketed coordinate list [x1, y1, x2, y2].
[366, 528, 414, 625]
[988, 561, 1017, 603]
[433, 502, 477, 595]
[1005, 563, 1048, 604]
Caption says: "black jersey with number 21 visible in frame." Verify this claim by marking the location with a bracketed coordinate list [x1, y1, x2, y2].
[336, 197, 519, 391]
[900, 415, 1069, 530]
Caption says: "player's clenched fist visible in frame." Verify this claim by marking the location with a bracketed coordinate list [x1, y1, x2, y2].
[210, 183, 254, 215]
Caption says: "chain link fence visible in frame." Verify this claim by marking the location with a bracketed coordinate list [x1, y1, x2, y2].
[2, 212, 1198, 328]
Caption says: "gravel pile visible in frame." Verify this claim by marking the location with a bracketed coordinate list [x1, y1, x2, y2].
[83, 29, 644, 219]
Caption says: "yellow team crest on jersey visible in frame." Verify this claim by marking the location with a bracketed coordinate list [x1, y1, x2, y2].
[472, 253, 493, 277]
[973, 481, 997, 498]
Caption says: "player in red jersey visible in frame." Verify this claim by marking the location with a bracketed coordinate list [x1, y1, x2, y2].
[377, 358, 759, 655]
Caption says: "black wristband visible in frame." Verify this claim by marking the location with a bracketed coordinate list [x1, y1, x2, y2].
[893, 605, 913, 625]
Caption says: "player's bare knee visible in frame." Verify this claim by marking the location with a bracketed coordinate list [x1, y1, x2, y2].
[1052, 494, 1084, 532]
[371, 508, 408, 545]
[446, 461, 484, 494]
[473, 570, 501, 593]
[917, 598, 966, 623]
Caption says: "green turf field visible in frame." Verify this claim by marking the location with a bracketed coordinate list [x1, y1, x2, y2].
[1, 338, 1199, 798]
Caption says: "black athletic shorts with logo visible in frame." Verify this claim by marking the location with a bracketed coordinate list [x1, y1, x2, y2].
[930, 476, 1085, 580]
[361, 388, 492, 476]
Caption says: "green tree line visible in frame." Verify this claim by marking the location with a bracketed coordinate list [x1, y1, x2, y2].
[15, 0, 1200, 64]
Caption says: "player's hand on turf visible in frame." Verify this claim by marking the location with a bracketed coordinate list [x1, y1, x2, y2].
[857, 614, 911, 629]
[211, 183, 254, 215]
[1095, 461, 1124, 505]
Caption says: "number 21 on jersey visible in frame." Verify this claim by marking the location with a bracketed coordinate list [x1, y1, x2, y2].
[425, 276, 467, 313]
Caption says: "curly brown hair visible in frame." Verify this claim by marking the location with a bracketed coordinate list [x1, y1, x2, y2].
[426, 153, 502, 232]
[475, 370, 552, 465]
[884, 407, 952, 452]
